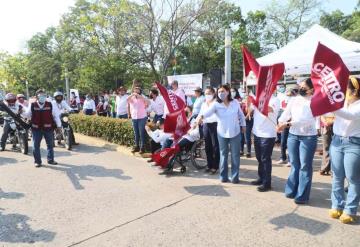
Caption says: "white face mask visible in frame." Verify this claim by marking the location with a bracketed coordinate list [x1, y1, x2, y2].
[231, 92, 236, 99]
[218, 92, 228, 101]
[205, 94, 214, 102]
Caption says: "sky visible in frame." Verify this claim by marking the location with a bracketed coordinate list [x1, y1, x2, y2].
[0, 0, 358, 54]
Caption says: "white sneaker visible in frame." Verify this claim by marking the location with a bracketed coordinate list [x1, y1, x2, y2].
[276, 159, 287, 165]
[286, 162, 291, 167]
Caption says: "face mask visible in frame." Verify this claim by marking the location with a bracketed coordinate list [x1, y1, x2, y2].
[239, 92, 245, 98]
[218, 92, 228, 101]
[299, 88, 308, 97]
[278, 87, 286, 93]
[38, 95, 46, 104]
[231, 92, 236, 99]
[205, 94, 213, 102]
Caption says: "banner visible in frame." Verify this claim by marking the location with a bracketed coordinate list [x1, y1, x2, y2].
[310, 43, 349, 117]
[253, 63, 285, 116]
[242, 45, 260, 78]
[155, 82, 190, 139]
[167, 73, 203, 96]
[152, 145, 180, 168]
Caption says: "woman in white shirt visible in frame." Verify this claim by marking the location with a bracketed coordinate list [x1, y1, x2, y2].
[329, 77, 360, 224]
[278, 78, 319, 204]
[149, 88, 165, 124]
[192, 87, 205, 119]
[199, 84, 246, 183]
[82, 94, 96, 115]
[197, 87, 220, 174]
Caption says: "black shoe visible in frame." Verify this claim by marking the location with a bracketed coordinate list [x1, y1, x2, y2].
[73, 142, 79, 146]
[147, 159, 154, 163]
[251, 179, 262, 186]
[246, 153, 251, 158]
[48, 160, 58, 165]
[294, 200, 308, 205]
[139, 148, 145, 154]
[257, 185, 271, 192]
[205, 168, 211, 173]
[240, 151, 244, 156]
[131, 146, 140, 153]
[35, 163, 42, 168]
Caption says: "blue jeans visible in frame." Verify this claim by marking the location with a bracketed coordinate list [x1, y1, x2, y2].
[217, 133, 241, 183]
[117, 114, 128, 119]
[285, 134, 317, 202]
[32, 129, 55, 164]
[330, 135, 360, 216]
[132, 117, 147, 148]
[203, 122, 220, 170]
[84, 109, 93, 115]
[280, 127, 290, 161]
[254, 135, 275, 187]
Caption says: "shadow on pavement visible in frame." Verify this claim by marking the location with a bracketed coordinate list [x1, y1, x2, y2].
[0, 189, 24, 200]
[69, 144, 108, 155]
[269, 210, 330, 235]
[45, 163, 132, 190]
[184, 185, 230, 197]
[0, 210, 56, 244]
[0, 157, 18, 166]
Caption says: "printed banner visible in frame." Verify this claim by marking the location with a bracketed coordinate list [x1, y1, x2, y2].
[167, 73, 203, 96]
[310, 42, 349, 117]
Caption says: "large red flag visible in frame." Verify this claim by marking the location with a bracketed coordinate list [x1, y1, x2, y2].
[242, 45, 260, 78]
[152, 145, 180, 168]
[310, 43, 349, 117]
[155, 82, 190, 139]
[253, 63, 285, 116]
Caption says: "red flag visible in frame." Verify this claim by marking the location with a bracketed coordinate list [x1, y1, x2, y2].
[156, 82, 185, 113]
[242, 45, 260, 78]
[253, 63, 285, 116]
[310, 43, 349, 117]
[152, 145, 180, 168]
[156, 82, 190, 139]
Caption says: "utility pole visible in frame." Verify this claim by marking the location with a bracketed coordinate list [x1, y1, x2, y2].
[224, 29, 232, 85]
[25, 80, 29, 100]
[65, 68, 70, 103]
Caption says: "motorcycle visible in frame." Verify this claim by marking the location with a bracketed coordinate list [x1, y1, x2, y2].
[55, 112, 74, 150]
[3, 118, 29, 154]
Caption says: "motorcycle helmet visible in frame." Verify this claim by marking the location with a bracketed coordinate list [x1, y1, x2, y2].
[54, 91, 64, 103]
[5, 93, 16, 105]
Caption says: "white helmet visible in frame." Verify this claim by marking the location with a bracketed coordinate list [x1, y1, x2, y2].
[53, 91, 63, 98]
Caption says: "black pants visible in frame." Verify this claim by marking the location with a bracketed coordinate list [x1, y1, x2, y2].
[254, 135, 275, 188]
[1, 121, 11, 149]
[150, 140, 161, 154]
[203, 122, 220, 169]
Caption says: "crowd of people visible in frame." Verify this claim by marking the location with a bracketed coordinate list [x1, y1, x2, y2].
[1, 75, 360, 224]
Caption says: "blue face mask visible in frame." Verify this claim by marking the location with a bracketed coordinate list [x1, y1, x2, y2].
[38, 95, 46, 104]
[278, 87, 286, 93]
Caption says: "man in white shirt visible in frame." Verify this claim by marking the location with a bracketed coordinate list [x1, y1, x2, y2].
[149, 88, 165, 123]
[115, 86, 129, 119]
[170, 80, 186, 103]
[248, 93, 280, 192]
[83, 95, 96, 115]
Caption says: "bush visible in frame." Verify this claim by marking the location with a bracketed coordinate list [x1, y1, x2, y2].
[70, 114, 136, 147]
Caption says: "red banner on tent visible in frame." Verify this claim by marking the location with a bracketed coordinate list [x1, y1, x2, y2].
[242, 45, 260, 78]
[253, 63, 285, 116]
[310, 43, 349, 117]
[156, 82, 190, 139]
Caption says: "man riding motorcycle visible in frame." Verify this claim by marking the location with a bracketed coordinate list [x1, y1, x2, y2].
[0, 93, 24, 151]
[52, 91, 78, 145]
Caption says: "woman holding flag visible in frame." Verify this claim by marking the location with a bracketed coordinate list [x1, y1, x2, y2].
[278, 78, 319, 204]
[329, 77, 360, 224]
[198, 84, 246, 184]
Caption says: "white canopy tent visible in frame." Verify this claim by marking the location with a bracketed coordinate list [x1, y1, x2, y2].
[257, 24, 360, 75]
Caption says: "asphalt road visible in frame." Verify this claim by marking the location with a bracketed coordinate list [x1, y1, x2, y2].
[0, 133, 359, 247]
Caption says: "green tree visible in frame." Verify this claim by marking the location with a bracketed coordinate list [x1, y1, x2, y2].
[320, 10, 351, 35]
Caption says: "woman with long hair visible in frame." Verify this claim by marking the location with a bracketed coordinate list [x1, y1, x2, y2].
[278, 78, 319, 204]
[329, 77, 360, 224]
[198, 84, 246, 183]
